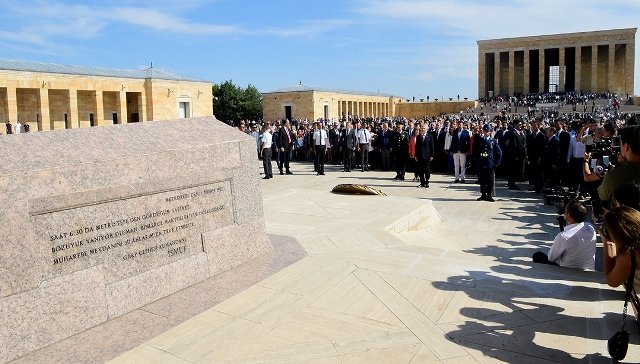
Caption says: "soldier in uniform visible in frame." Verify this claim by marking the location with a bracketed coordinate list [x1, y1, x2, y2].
[474, 124, 503, 202]
[392, 122, 409, 180]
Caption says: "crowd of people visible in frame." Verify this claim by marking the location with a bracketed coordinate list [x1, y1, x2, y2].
[240, 93, 640, 285]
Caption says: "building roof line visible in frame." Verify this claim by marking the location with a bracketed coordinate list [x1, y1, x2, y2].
[0, 59, 211, 83]
[263, 84, 402, 98]
[477, 27, 637, 44]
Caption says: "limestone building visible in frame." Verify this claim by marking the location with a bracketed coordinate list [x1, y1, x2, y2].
[478, 28, 636, 98]
[0, 60, 213, 133]
[262, 85, 404, 121]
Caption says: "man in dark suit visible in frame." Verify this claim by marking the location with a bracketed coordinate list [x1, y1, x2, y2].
[555, 119, 571, 186]
[391, 122, 409, 180]
[543, 126, 561, 188]
[279, 119, 295, 175]
[414, 125, 435, 188]
[503, 119, 527, 190]
[329, 122, 342, 165]
[529, 120, 547, 193]
[474, 124, 503, 202]
[340, 121, 357, 172]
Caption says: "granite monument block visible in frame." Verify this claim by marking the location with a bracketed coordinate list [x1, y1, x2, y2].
[0, 117, 271, 363]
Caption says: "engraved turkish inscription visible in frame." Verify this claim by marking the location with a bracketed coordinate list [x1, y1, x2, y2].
[33, 181, 234, 282]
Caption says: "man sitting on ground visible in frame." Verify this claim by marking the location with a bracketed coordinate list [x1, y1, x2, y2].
[532, 200, 596, 270]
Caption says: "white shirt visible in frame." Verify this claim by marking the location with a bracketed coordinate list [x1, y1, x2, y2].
[444, 133, 452, 150]
[15, 122, 21, 134]
[357, 128, 371, 144]
[547, 222, 596, 270]
[261, 131, 272, 148]
[314, 129, 328, 146]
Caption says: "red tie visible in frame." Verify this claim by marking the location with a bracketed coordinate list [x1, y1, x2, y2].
[286, 129, 291, 143]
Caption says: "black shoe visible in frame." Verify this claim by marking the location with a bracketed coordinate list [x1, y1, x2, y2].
[454, 179, 459, 184]
[263, 176, 270, 180]
[347, 169, 351, 172]
[399, 176, 405, 181]
[460, 179, 465, 184]
[425, 184, 429, 188]
[279, 170, 284, 175]
[486, 197, 495, 202]
[508, 185, 520, 190]
[286, 171, 293, 175]
[319, 172, 325, 175]
[269, 175, 273, 178]
[477, 196, 486, 201]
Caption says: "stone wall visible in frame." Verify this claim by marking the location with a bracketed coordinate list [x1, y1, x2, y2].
[0, 117, 271, 363]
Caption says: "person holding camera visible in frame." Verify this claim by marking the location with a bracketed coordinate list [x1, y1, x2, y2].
[532, 200, 596, 270]
[598, 125, 640, 203]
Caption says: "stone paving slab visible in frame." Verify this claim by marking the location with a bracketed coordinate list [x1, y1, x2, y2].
[108, 161, 637, 363]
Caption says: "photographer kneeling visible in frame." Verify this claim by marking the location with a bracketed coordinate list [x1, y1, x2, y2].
[532, 200, 596, 270]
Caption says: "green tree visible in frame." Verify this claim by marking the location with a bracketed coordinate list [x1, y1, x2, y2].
[212, 80, 262, 123]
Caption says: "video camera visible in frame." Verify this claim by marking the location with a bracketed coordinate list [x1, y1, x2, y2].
[543, 187, 577, 231]
[584, 136, 621, 168]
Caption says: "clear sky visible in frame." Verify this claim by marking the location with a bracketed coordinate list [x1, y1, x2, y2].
[0, 0, 638, 100]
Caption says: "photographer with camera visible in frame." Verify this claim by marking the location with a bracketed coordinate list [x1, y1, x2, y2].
[532, 200, 596, 270]
[598, 125, 640, 203]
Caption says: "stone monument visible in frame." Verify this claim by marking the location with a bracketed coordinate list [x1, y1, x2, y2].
[0, 117, 272, 363]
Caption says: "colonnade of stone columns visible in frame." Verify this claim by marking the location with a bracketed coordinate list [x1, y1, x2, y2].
[336, 100, 391, 119]
[478, 30, 636, 98]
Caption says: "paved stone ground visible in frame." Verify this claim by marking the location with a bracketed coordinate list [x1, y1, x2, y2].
[106, 161, 637, 363]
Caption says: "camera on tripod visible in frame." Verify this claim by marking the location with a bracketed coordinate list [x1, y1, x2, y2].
[543, 187, 576, 231]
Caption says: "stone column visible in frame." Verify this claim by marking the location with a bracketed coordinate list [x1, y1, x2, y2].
[575, 46, 582, 92]
[538, 49, 545, 93]
[118, 91, 128, 124]
[626, 42, 635, 96]
[591, 45, 598, 92]
[38, 88, 51, 131]
[95, 91, 104, 126]
[478, 50, 486, 98]
[523, 49, 530, 93]
[493, 52, 500, 96]
[608, 43, 616, 93]
[508, 50, 515, 96]
[7, 86, 18, 126]
[68, 89, 79, 128]
[558, 47, 565, 92]
[139, 92, 147, 122]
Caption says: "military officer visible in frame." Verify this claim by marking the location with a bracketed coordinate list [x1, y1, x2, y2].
[474, 124, 503, 202]
[392, 122, 409, 180]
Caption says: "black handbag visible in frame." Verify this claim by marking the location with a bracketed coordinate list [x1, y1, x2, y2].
[608, 251, 636, 361]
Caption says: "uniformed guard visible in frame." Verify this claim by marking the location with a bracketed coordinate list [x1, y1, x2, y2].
[392, 121, 409, 180]
[474, 124, 503, 202]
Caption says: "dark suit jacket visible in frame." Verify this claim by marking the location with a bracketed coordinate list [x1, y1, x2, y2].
[279, 127, 295, 150]
[503, 128, 527, 159]
[450, 129, 471, 154]
[558, 130, 571, 164]
[415, 133, 435, 160]
[531, 130, 547, 161]
[543, 135, 560, 167]
[340, 128, 357, 149]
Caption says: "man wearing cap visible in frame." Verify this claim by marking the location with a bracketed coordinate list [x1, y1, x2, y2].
[474, 124, 502, 202]
[392, 122, 409, 180]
